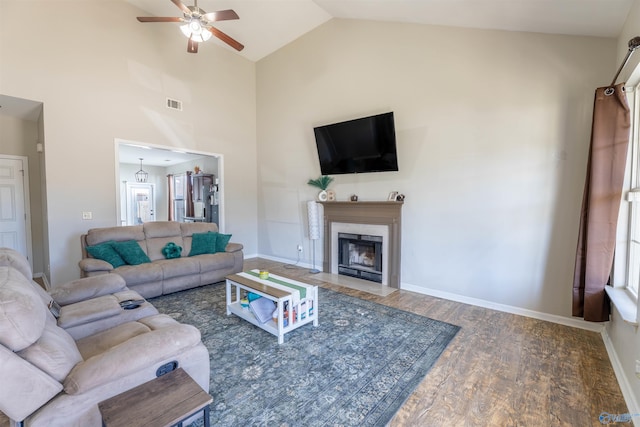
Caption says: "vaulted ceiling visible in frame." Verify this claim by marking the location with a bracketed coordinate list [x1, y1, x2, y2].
[128, 0, 635, 62]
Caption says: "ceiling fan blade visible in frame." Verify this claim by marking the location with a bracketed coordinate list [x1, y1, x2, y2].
[187, 38, 199, 54]
[208, 26, 244, 51]
[137, 16, 183, 23]
[171, 0, 191, 15]
[202, 9, 239, 22]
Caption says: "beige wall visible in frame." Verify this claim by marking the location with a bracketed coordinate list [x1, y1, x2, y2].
[0, 0, 258, 285]
[256, 18, 615, 316]
[0, 115, 46, 275]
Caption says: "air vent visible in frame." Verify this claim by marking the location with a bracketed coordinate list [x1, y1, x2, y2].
[166, 98, 183, 111]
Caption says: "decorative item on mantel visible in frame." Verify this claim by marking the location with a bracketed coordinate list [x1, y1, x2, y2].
[307, 175, 334, 202]
[388, 191, 405, 202]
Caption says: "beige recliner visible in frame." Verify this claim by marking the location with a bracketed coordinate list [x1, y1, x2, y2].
[0, 248, 158, 339]
[0, 264, 210, 426]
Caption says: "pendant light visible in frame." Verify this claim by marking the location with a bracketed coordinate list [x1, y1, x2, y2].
[135, 158, 148, 183]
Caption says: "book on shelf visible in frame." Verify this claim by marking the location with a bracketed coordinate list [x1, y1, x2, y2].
[249, 297, 276, 324]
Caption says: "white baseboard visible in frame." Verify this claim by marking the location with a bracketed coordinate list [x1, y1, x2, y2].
[401, 281, 604, 332]
[601, 328, 640, 425]
[256, 254, 314, 270]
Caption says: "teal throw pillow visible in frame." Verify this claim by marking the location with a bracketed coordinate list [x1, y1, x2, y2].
[162, 242, 182, 259]
[189, 232, 217, 256]
[111, 240, 151, 265]
[215, 233, 232, 253]
[86, 241, 126, 268]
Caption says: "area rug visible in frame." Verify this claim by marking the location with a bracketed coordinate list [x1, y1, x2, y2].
[149, 283, 460, 426]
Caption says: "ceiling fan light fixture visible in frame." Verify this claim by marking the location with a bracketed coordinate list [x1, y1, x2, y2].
[137, 1, 243, 52]
[180, 20, 211, 42]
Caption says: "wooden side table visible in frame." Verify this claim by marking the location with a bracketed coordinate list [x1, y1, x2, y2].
[99, 368, 212, 427]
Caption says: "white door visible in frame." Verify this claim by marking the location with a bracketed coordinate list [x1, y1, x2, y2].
[125, 183, 155, 225]
[0, 157, 30, 259]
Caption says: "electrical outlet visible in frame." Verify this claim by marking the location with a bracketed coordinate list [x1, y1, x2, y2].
[82, 211, 92, 220]
[297, 245, 303, 253]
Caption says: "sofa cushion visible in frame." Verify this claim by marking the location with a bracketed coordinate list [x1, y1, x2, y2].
[180, 222, 218, 237]
[215, 233, 232, 252]
[75, 321, 151, 360]
[0, 267, 47, 351]
[189, 232, 218, 256]
[0, 247, 33, 281]
[196, 252, 235, 272]
[85, 225, 145, 246]
[144, 221, 182, 239]
[156, 257, 200, 279]
[85, 241, 126, 268]
[65, 315, 202, 395]
[114, 263, 163, 286]
[17, 318, 83, 382]
[111, 241, 151, 265]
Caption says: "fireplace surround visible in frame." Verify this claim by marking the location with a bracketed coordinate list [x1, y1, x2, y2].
[319, 201, 403, 288]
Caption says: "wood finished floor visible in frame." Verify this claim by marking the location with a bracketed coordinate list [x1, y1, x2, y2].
[245, 258, 628, 427]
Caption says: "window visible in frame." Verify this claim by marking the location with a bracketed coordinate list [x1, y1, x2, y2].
[623, 86, 640, 298]
[610, 84, 640, 324]
[626, 190, 640, 298]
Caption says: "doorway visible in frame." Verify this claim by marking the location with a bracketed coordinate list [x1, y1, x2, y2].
[115, 140, 224, 230]
[0, 156, 33, 266]
[125, 182, 155, 225]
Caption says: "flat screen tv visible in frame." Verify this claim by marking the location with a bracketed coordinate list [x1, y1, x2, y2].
[313, 112, 398, 175]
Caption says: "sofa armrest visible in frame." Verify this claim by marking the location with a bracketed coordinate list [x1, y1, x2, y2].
[225, 242, 243, 253]
[51, 275, 127, 306]
[63, 324, 202, 395]
[79, 258, 113, 274]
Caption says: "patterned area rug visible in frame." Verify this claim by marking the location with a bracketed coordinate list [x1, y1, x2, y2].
[149, 282, 460, 426]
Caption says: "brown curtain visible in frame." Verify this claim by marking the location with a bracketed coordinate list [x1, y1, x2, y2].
[573, 83, 631, 322]
[167, 174, 175, 221]
[185, 171, 194, 218]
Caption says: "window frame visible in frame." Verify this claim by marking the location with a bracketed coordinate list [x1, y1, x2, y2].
[610, 83, 640, 324]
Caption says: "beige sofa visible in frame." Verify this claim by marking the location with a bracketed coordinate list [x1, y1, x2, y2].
[79, 221, 243, 298]
[0, 250, 210, 427]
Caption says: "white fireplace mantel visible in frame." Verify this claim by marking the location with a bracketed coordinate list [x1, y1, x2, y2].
[319, 201, 403, 288]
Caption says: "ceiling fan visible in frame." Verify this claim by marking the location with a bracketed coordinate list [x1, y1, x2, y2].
[137, 0, 244, 54]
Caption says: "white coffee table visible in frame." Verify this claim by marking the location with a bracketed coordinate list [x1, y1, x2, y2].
[225, 270, 318, 344]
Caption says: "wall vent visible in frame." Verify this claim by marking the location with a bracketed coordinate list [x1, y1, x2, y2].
[166, 98, 183, 111]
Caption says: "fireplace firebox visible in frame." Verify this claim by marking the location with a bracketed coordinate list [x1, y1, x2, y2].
[338, 232, 383, 283]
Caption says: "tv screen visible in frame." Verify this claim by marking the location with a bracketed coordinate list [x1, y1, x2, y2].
[313, 112, 398, 175]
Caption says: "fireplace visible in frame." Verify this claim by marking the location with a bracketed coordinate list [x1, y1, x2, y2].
[338, 233, 383, 283]
[319, 201, 403, 288]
